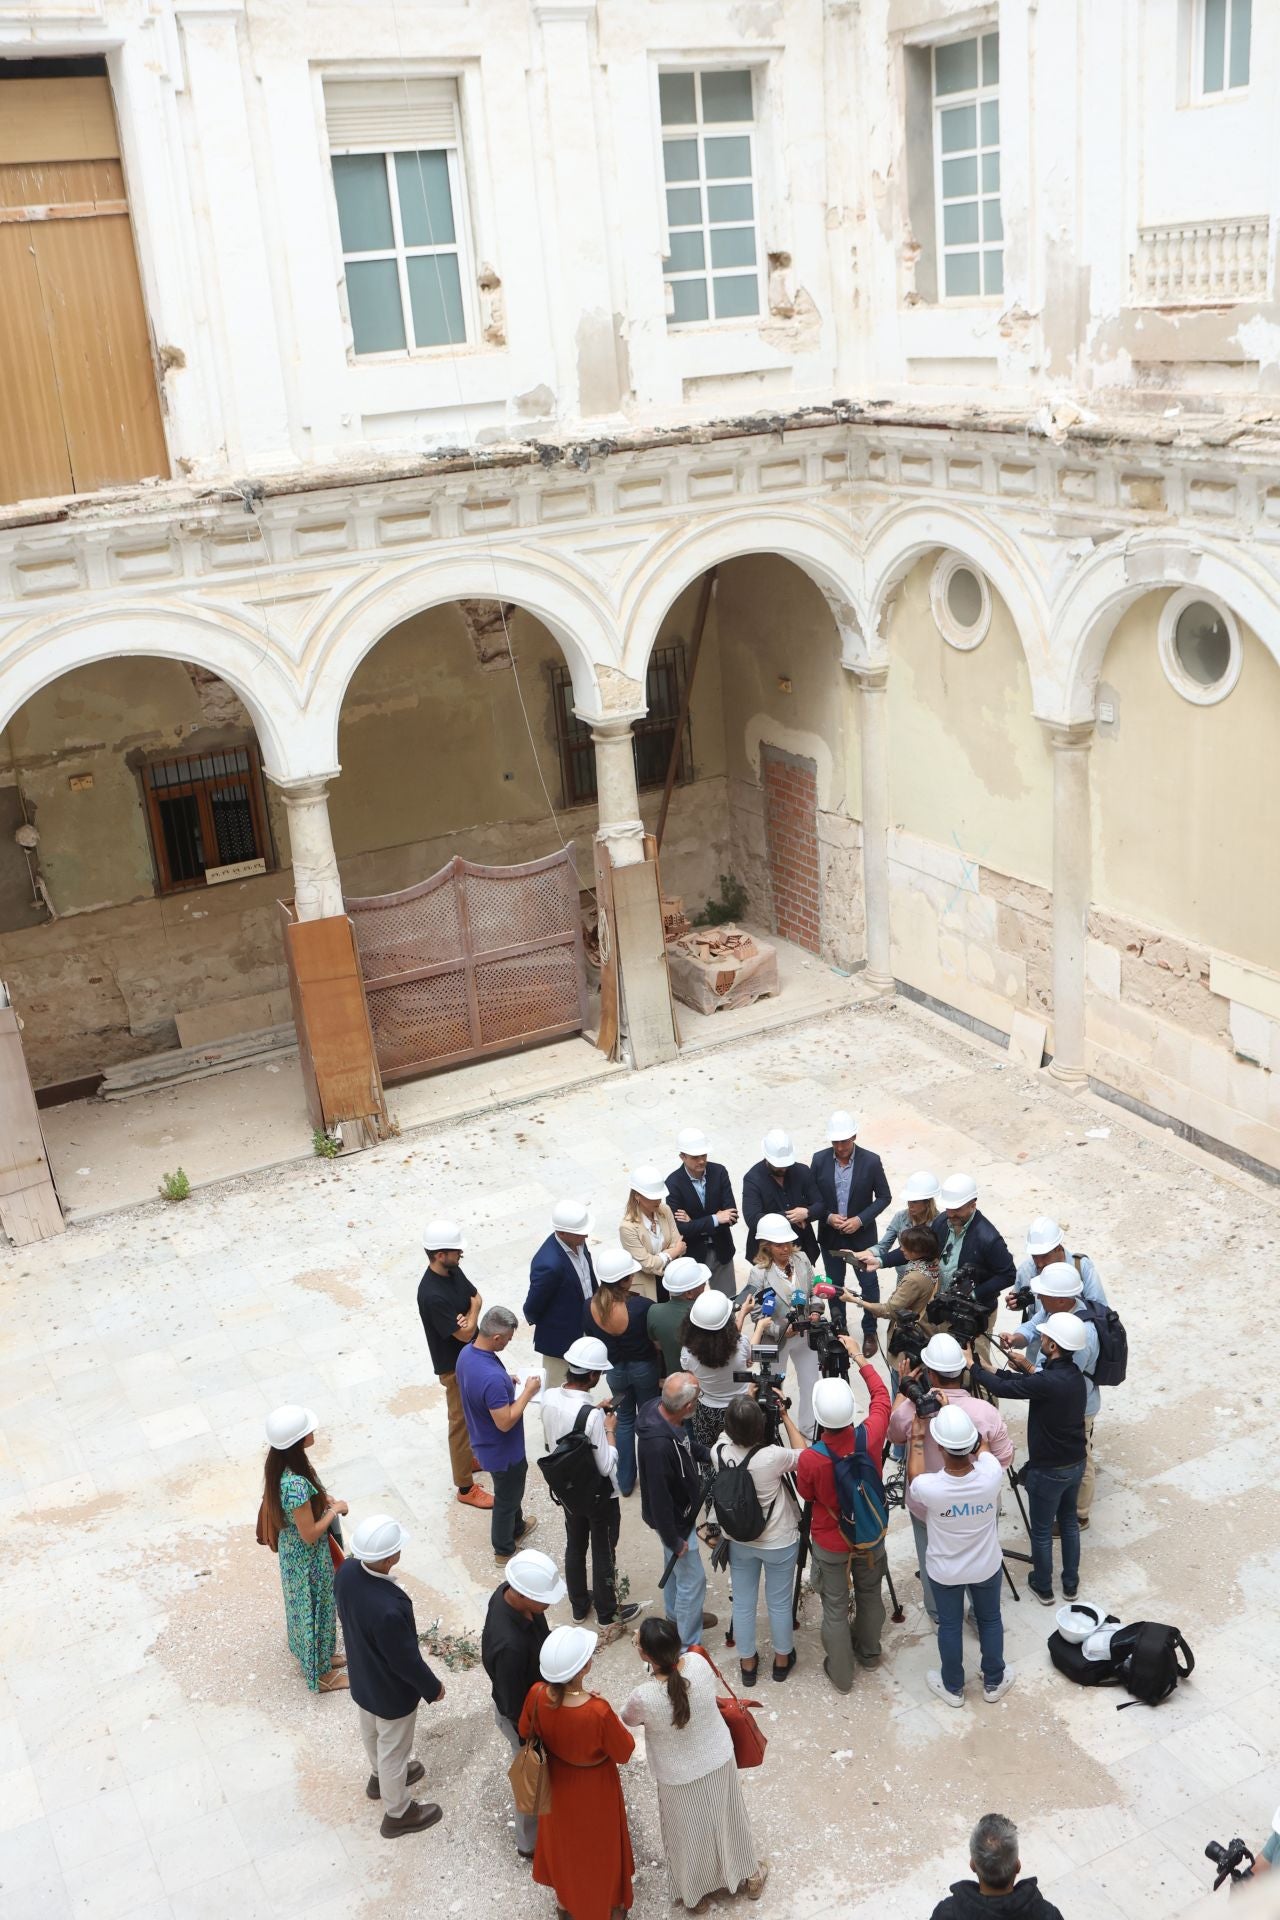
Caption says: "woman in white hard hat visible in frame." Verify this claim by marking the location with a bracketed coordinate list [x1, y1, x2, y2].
[588, 1246, 661, 1496]
[680, 1289, 770, 1448]
[621, 1616, 767, 1913]
[908, 1404, 1013, 1708]
[844, 1222, 943, 1462]
[714, 1391, 807, 1685]
[750, 1211, 821, 1437]
[619, 1166, 686, 1302]
[519, 1624, 635, 1920]
[260, 1406, 349, 1693]
[870, 1169, 941, 1265]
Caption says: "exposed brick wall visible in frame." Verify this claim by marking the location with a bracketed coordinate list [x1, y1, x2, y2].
[761, 746, 820, 953]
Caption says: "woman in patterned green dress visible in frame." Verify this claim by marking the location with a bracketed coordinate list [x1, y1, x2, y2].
[262, 1405, 349, 1693]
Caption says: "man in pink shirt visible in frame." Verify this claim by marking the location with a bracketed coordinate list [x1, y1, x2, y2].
[886, 1332, 1012, 1625]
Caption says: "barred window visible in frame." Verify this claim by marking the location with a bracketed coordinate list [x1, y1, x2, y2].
[141, 747, 273, 894]
[549, 646, 694, 809]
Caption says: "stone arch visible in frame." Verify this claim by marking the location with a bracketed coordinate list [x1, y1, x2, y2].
[620, 507, 871, 683]
[303, 551, 620, 765]
[0, 600, 306, 780]
[1053, 533, 1280, 723]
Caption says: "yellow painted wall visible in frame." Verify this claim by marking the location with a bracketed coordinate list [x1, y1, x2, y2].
[1093, 594, 1280, 970]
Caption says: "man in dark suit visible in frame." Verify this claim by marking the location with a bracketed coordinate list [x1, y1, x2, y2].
[334, 1515, 446, 1839]
[742, 1129, 822, 1263]
[522, 1198, 596, 1387]
[665, 1126, 738, 1297]
[857, 1171, 1014, 1357]
[810, 1109, 892, 1356]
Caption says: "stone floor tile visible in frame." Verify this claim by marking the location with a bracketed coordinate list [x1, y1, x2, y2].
[166, 1862, 278, 1920]
[137, 1405, 212, 1450]
[62, 1839, 167, 1919]
[46, 1784, 147, 1871]
[150, 1803, 250, 1897]
[0, 1761, 45, 1834]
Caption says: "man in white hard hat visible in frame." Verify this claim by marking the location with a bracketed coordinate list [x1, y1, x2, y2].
[887, 1332, 1013, 1626]
[864, 1174, 1014, 1360]
[416, 1220, 492, 1512]
[665, 1127, 739, 1298]
[333, 1517, 446, 1839]
[910, 1403, 1013, 1707]
[999, 1261, 1102, 1529]
[1010, 1217, 1108, 1314]
[647, 1256, 710, 1378]
[540, 1335, 642, 1638]
[481, 1547, 566, 1860]
[742, 1129, 822, 1263]
[970, 1314, 1088, 1606]
[810, 1109, 892, 1358]
[524, 1199, 596, 1388]
[794, 1362, 891, 1694]
[456, 1306, 541, 1566]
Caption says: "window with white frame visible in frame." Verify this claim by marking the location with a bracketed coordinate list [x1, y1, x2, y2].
[659, 68, 761, 326]
[1198, 0, 1251, 96]
[933, 32, 1002, 300]
[324, 78, 471, 357]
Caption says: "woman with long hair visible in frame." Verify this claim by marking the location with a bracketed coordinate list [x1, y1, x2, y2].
[618, 1166, 685, 1302]
[588, 1247, 660, 1495]
[868, 1169, 941, 1265]
[714, 1392, 806, 1686]
[519, 1624, 635, 1920]
[845, 1224, 942, 1462]
[679, 1291, 766, 1448]
[620, 1617, 767, 1914]
[261, 1404, 348, 1693]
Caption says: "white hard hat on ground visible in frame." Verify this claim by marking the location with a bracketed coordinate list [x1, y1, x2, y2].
[761, 1129, 796, 1168]
[564, 1336, 611, 1373]
[1034, 1261, 1082, 1299]
[664, 1257, 710, 1295]
[754, 1211, 797, 1245]
[505, 1549, 567, 1605]
[689, 1292, 733, 1331]
[595, 1245, 641, 1286]
[351, 1515, 410, 1561]
[677, 1129, 709, 1157]
[931, 1405, 980, 1454]
[265, 1405, 315, 1451]
[940, 1173, 978, 1208]
[1025, 1216, 1063, 1257]
[551, 1198, 591, 1234]
[540, 1624, 597, 1684]
[826, 1110, 859, 1139]
[629, 1166, 668, 1203]
[812, 1378, 857, 1430]
[1041, 1311, 1087, 1353]
[919, 1333, 966, 1374]
[903, 1171, 941, 1203]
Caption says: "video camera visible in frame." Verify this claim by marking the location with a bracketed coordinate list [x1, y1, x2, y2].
[732, 1340, 790, 1444]
[1205, 1839, 1254, 1891]
[896, 1374, 943, 1421]
[886, 1307, 930, 1364]
[1010, 1282, 1038, 1317]
[781, 1289, 851, 1379]
[924, 1263, 990, 1347]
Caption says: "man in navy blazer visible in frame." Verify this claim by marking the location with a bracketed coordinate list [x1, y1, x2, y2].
[810, 1109, 892, 1355]
[334, 1515, 445, 1839]
[523, 1197, 596, 1386]
[665, 1127, 738, 1297]
[742, 1129, 822, 1263]
[857, 1171, 1014, 1357]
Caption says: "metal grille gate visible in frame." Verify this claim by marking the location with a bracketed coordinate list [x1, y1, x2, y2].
[344, 849, 588, 1082]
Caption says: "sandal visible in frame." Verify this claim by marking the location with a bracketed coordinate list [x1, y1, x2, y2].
[317, 1668, 349, 1693]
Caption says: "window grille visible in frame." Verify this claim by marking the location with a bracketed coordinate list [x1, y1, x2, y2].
[141, 747, 272, 893]
[549, 646, 694, 809]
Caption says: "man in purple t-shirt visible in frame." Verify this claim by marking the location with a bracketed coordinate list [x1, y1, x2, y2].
[456, 1305, 541, 1564]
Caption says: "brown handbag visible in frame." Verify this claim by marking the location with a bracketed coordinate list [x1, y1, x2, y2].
[689, 1645, 768, 1769]
[255, 1499, 276, 1551]
[508, 1690, 553, 1817]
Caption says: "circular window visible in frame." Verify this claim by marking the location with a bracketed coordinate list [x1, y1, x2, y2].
[1157, 590, 1241, 705]
[931, 553, 991, 650]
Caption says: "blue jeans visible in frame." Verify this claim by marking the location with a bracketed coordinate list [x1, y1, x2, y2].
[607, 1360, 660, 1496]
[935, 1566, 1004, 1694]
[491, 1458, 528, 1558]
[910, 1512, 939, 1623]
[888, 1368, 905, 1461]
[728, 1539, 798, 1660]
[663, 1528, 707, 1649]
[1022, 1459, 1086, 1597]
[824, 1251, 880, 1339]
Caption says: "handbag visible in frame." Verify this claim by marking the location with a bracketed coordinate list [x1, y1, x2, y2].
[508, 1690, 554, 1817]
[689, 1645, 768, 1769]
[255, 1500, 276, 1552]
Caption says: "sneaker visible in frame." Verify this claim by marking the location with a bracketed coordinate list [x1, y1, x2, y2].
[616, 1602, 643, 1623]
[456, 1484, 493, 1510]
[514, 1518, 538, 1546]
[700, 1612, 719, 1630]
[926, 1669, 964, 1709]
[984, 1669, 1017, 1704]
[380, 1800, 443, 1838]
[367, 1759, 425, 1800]
[1029, 1581, 1055, 1605]
[572, 1604, 592, 1623]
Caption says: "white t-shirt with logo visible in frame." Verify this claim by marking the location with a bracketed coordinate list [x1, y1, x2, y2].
[909, 1451, 1003, 1587]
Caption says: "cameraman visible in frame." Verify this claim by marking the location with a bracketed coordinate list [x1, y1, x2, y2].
[887, 1333, 1012, 1626]
[1251, 1806, 1280, 1873]
[858, 1174, 1014, 1360]
[1000, 1261, 1101, 1530]
[794, 1359, 891, 1694]
[715, 1390, 807, 1685]
[930, 1813, 1065, 1919]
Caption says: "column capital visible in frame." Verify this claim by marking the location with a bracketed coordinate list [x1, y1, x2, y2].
[850, 661, 890, 692]
[272, 772, 341, 803]
[1043, 720, 1095, 753]
[531, 0, 596, 18]
[580, 712, 644, 742]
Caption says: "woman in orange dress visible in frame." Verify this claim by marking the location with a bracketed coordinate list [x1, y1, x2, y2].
[518, 1624, 635, 1920]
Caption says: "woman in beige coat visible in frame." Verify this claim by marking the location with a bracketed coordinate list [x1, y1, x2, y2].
[619, 1166, 685, 1302]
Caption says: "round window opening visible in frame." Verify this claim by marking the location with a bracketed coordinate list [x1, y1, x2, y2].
[931, 553, 991, 650]
[947, 566, 985, 629]
[1158, 590, 1241, 705]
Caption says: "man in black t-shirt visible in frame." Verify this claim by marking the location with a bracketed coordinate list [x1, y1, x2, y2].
[417, 1218, 492, 1510]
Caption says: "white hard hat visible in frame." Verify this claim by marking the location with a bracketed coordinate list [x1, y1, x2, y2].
[595, 1245, 641, 1286]
[1034, 1261, 1082, 1300]
[540, 1623, 597, 1684]
[551, 1197, 591, 1234]
[265, 1404, 315, 1451]
[754, 1211, 797, 1244]
[689, 1291, 733, 1331]
[826, 1110, 859, 1140]
[903, 1171, 941, 1203]
[564, 1335, 610, 1373]
[930, 1404, 980, 1454]
[1041, 1311, 1087, 1353]
[940, 1173, 978, 1208]
[350, 1514, 410, 1561]
[812, 1378, 857, 1430]
[629, 1165, 668, 1203]
[1025, 1216, 1063, 1257]
[505, 1549, 567, 1606]
[664, 1257, 710, 1296]
[423, 1217, 465, 1253]
[761, 1129, 796, 1168]
[919, 1332, 966, 1375]
[677, 1128, 709, 1157]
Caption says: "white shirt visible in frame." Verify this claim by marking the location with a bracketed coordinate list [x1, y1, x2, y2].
[620, 1652, 733, 1785]
[557, 1234, 594, 1300]
[680, 1333, 753, 1408]
[541, 1384, 619, 1493]
[712, 1438, 803, 1549]
[910, 1452, 1003, 1587]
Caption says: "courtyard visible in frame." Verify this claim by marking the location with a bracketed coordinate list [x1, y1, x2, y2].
[1, 993, 1278, 1920]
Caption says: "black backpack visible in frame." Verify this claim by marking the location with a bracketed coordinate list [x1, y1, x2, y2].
[1050, 1618, 1194, 1708]
[537, 1405, 612, 1518]
[1073, 1267, 1128, 1387]
[710, 1442, 772, 1542]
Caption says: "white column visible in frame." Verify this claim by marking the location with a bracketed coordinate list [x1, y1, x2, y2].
[590, 718, 646, 869]
[277, 777, 344, 921]
[853, 665, 893, 988]
[1045, 723, 1094, 1087]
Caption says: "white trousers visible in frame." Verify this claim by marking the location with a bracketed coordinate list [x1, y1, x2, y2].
[358, 1704, 417, 1818]
[786, 1337, 821, 1439]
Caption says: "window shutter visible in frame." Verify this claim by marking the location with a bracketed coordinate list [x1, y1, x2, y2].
[324, 77, 460, 150]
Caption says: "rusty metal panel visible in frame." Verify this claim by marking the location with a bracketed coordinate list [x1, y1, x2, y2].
[346, 848, 589, 1083]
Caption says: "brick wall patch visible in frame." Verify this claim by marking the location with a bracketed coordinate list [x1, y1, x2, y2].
[761, 745, 820, 954]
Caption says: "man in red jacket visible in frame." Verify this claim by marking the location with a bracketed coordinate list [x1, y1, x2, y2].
[795, 1353, 891, 1694]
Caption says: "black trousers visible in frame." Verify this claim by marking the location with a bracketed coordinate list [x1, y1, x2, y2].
[564, 1497, 621, 1621]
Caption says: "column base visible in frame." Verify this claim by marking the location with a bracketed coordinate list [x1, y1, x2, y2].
[862, 968, 895, 993]
[1045, 1059, 1090, 1090]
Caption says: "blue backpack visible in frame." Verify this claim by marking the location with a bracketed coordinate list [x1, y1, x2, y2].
[814, 1427, 889, 1551]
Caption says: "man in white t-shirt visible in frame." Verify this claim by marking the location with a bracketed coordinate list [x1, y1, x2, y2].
[910, 1403, 1014, 1709]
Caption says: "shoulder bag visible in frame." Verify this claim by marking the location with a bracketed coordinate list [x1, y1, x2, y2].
[689, 1645, 768, 1769]
[508, 1687, 554, 1816]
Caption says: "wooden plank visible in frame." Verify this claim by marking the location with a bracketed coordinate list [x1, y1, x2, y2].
[285, 913, 389, 1136]
[279, 901, 323, 1132]
[0, 1004, 64, 1245]
[0, 77, 120, 165]
[0, 157, 125, 211]
[655, 567, 716, 851]
[593, 839, 620, 1059]
[0, 222, 73, 504]
[609, 858, 679, 1069]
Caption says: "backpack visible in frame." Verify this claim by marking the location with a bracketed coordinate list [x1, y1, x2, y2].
[710, 1443, 772, 1542]
[537, 1404, 612, 1518]
[1072, 1261, 1128, 1387]
[814, 1428, 889, 1551]
[1050, 1618, 1194, 1708]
